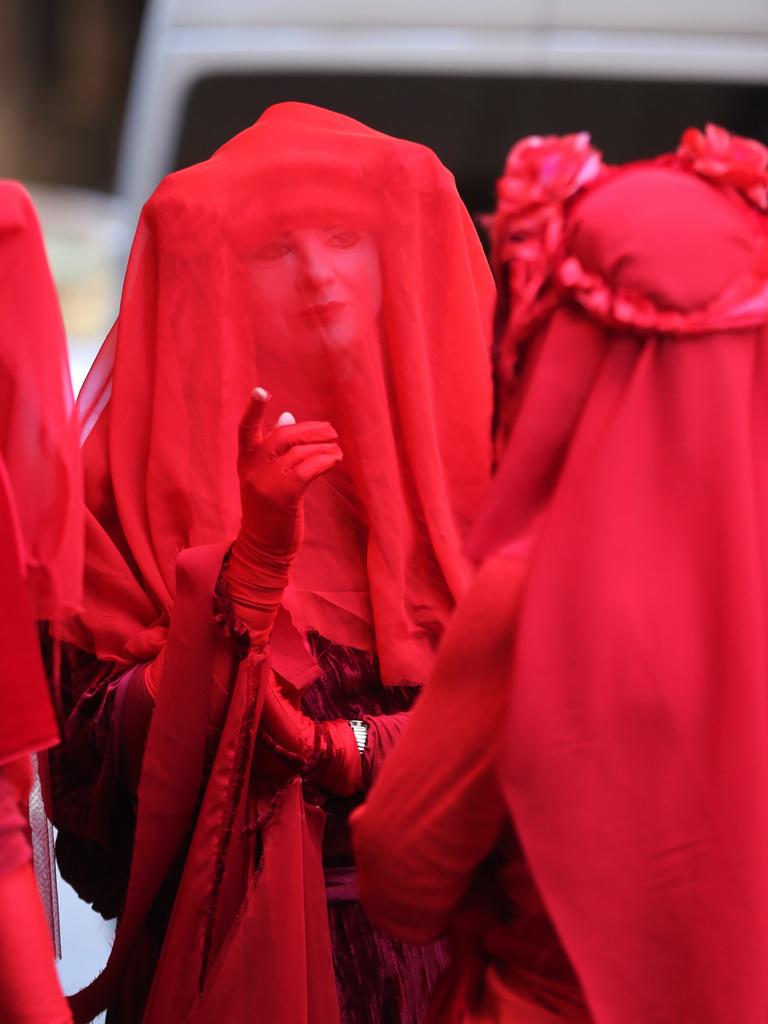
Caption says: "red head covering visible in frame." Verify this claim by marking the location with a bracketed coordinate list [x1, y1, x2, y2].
[70, 102, 493, 685]
[471, 127, 768, 1022]
[0, 181, 82, 764]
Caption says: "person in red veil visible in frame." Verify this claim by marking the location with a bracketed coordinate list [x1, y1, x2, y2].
[51, 103, 493, 1023]
[0, 181, 83, 1023]
[352, 124, 768, 1023]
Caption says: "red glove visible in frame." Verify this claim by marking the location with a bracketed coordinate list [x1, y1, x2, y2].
[227, 388, 342, 643]
[226, 391, 356, 792]
[259, 672, 363, 797]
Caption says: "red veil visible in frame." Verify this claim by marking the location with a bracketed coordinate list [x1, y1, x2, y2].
[0, 180, 82, 764]
[67, 105, 492, 1022]
[70, 102, 493, 685]
[472, 129, 768, 1021]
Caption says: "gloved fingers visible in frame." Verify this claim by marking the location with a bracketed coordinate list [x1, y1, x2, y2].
[265, 420, 338, 459]
[293, 450, 344, 486]
[238, 387, 269, 454]
[281, 441, 343, 471]
[261, 681, 315, 751]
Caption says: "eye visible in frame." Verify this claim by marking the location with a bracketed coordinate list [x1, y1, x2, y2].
[326, 229, 361, 250]
[253, 238, 292, 261]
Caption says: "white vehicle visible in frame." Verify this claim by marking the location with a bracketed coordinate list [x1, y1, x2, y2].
[119, 0, 768, 219]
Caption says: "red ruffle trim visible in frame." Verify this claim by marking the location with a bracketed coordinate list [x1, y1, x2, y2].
[557, 246, 768, 336]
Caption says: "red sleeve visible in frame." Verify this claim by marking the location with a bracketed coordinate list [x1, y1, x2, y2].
[361, 710, 411, 786]
[0, 766, 31, 879]
[0, 862, 72, 1023]
[50, 549, 243, 921]
[0, 762, 71, 1022]
[352, 557, 525, 944]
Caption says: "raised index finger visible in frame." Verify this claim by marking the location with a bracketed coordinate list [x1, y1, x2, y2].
[238, 387, 269, 454]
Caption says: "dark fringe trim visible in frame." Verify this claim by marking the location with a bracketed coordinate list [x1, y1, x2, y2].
[212, 547, 253, 663]
[303, 632, 418, 722]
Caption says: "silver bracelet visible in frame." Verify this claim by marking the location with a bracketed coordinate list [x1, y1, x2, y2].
[348, 719, 369, 755]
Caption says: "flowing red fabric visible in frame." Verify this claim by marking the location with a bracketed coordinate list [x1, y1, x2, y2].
[0, 181, 82, 624]
[0, 181, 81, 969]
[67, 102, 493, 686]
[67, 104, 492, 1022]
[0, 461, 55, 766]
[471, 146, 768, 1020]
[69, 543, 344, 1024]
[0, 180, 82, 761]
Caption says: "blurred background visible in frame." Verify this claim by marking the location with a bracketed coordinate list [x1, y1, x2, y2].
[4, 0, 768, 388]
[2, 0, 767, 1006]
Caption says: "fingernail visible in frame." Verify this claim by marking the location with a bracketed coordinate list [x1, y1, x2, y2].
[276, 411, 296, 427]
[252, 387, 269, 400]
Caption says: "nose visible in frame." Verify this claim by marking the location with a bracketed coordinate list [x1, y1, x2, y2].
[296, 238, 334, 291]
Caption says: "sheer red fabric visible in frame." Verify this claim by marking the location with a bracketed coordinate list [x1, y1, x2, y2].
[0, 181, 79, 1021]
[0, 182, 82, 624]
[66, 104, 492, 1023]
[0, 462, 56, 766]
[470, 134, 768, 1021]
[68, 102, 493, 686]
[0, 181, 81, 763]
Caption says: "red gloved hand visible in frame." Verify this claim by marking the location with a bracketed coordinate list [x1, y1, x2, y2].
[259, 672, 362, 797]
[227, 388, 342, 642]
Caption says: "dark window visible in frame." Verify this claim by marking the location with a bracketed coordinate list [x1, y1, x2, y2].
[175, 72, 768, 214]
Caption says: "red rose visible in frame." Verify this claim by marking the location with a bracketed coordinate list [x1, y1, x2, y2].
[678, 124, 768, 210]
[492, 134, 603, 413]
[497, 133, 603, 216]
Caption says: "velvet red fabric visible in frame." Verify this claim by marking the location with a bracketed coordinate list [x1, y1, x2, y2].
[0, 181, 81, 763]
[470, 138, 768, 1021]
[67, 102, 493, 687]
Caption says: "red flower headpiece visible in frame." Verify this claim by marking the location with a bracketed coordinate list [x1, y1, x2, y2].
[491, 124, 768, 459]
[677, 123, 768, 210]
[492, 132, 603, 341]
[491, 133, 603, 451]
[496, 132, 604, 220]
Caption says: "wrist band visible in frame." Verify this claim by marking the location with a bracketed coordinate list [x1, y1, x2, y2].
[348, 719, 369, 755]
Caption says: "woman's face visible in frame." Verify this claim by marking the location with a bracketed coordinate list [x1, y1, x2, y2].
[249, 225, 382, 354]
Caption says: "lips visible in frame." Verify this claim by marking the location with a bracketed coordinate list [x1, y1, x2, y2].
[299, 301, 346, 321]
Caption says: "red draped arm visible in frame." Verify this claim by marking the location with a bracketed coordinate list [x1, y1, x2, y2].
[352, 557, 524, 943]
[0, 761, 72, 1023]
